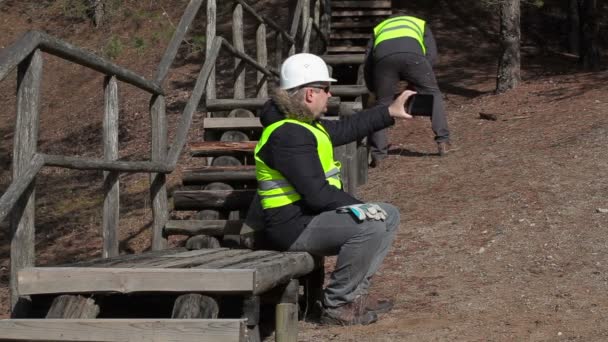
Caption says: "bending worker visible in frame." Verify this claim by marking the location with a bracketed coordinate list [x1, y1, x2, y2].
[364, 11, 451, 163]
[255, 53, 415, 325]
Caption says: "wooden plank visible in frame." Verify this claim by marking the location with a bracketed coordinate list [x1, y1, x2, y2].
[198, 250, 278, 269]
[331, 32, 372, 39]
[327, 46, 366, 53]
[332, 9, 391, 17]
[149, 249, 251, 268]
[46, 295, 99, 318]
[204, 117, 261, 130]
[0, 319, 246, 342]
[11, 49, 42, 315]
[333, 1, 391, 8]
[173, 189, 256, 211]
[102, 75, 119, 258]
[331, 20, 378, 29]
[129, 248, 230, 267]
[321, 53, 365, 65]
[233, 4, 246, 99]
[17, 268, 256, 295]
[66, 248, 188, 267]
[150, 94, 169, 250]
[165, 219, 245, 236]
[190, 141, 257, 157]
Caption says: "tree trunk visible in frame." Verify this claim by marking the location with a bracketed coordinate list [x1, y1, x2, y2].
[496, 0, 521, 94]
[567, 0, 580, 54]
[579, 0, 601, 70]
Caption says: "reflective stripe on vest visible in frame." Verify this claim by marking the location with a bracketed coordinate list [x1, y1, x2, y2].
[255, 119, 342, 209]
[373, 16, 426, 54]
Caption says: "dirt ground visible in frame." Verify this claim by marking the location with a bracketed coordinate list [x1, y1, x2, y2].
[1, 1, 608, 341]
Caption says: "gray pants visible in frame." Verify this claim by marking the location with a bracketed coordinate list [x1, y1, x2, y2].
[287, 203, 400, 308]
[370, 52, 450, 160]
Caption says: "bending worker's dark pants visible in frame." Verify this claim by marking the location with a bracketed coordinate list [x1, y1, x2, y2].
[370, 52, 450, 160]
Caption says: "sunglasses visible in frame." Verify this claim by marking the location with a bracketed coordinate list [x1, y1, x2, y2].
[308, 85, 331, 94]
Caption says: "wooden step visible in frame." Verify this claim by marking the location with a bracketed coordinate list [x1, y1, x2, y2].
[332, 9, 392, 17]
[190, 141, 257, 157]
[164, 219, 247, 236]
[327, 46, 367, 53]
[331, 19, 378, 29]
[331, 32, 372, 40]
[173, 189, 256, 211]
[332, 0, 391, 8]
[0, 319, 247, 342]
[322, 54, 365, 65]
[183, 165, 256, 185]
[203, 117, 262, 131]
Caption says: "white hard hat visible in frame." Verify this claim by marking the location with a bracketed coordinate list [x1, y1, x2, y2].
[280, 53, 337, 90]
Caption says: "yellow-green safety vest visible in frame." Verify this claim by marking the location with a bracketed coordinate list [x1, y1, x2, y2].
[373, 16, 427, 54]
[255, 119, 342, 209]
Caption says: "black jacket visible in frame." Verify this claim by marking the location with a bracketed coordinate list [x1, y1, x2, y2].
[257, 99, 394, 249]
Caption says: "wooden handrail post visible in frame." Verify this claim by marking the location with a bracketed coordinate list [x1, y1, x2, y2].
[233, 3, 245, 99]
[102, 76, 120, 258]
[205, 0, 217, 118]
[256, 22, 268, 98]
[303, 17, 313, 53]
[150, 95, 169, 250]
[10, 49, 42, 316]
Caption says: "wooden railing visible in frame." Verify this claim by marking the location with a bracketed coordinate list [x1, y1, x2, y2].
[0, 0, 330, 316]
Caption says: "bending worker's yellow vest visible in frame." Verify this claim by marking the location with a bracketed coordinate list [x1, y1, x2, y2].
[373, 15, 427, 54]
[255, 119, 342, 209]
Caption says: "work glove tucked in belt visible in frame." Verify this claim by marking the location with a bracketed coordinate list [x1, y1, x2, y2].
[336, 203, 387, 222]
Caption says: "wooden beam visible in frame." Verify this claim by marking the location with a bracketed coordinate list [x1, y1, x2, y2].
[203, 117, 262, 130]
[332, 9, 391, 17]
[17, 267, 255, 295]
[321, 54, 365, 65]
[190, 141, 257, 157]
[102, 75, 120, 258]
[150, 94, 169, 250]
[0, 319, 246, 342]
[327, 46, 366, 53]
[183, 166, 256, 184]
[332, 1, 391, 8]
[173, 189, 256, 211]
[41, 153, 172, 173]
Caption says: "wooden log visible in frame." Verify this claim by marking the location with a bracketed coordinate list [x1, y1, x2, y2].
[242, 295, 260, 327]
[331, 85, 368, 97]
[133, 249, 230, 268]
[172, 294, 219, 319]
[182, 166, 256, 185]
[200, 251, 277, 269]
[46, 295, 100, 319]
[205, 0, 217, 103]
[330, 20, 377, 29]
[102, 75, 120, 258]
[302, 17, 313, 53]
[302, 256, 324, 320]
[233, 4, 246, 99]
[173, 189, 256, 211]
[220, 38, 279, 78]
[155, 0, 205, 84]
[326, 46, 366, 53]
[275, 304, 298, 342]
[150, 94, 169, 250]
[205, 182, 240, 221]
[190, 141, 256, 158]
[17, 267, 256, 295]
[246, 325, 262, 342]
[221, 130, 250, 142]
[276, 33, 283, 70]
[186, 235, 222, 250]
[228, 108, 255, 118]
[67, 248, 188, 268]
[251, 253, 316, 294]
[301, 0, 310, 42]
[235, 0, 295, 44]
[0, 319, 247, 342]
[41, 153, 172, 173]
[10, 49, 42, 317]
[164, 219, 245, 236]
[211, 156, 243, 167]
[256, 23, 268, 98]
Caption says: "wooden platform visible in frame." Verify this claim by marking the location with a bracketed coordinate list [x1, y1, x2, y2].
[17, 247, 315, 296]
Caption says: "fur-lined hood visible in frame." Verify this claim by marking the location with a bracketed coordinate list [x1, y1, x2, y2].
[262, 88, 315, 125]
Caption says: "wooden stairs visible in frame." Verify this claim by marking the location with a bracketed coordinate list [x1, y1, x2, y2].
[328, 0, 392, 53]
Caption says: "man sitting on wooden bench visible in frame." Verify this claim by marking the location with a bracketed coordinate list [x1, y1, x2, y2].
[253, 53, 416, 325]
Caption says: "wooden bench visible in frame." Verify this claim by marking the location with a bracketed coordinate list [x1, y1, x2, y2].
[0, 247, 324, 342]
